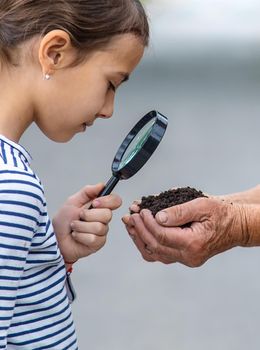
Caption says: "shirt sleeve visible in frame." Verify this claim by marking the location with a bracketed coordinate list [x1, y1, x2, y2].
[0, 167, 42, 348]
[65, 272, 77, 303]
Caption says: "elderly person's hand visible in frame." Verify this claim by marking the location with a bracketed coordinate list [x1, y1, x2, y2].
[123, 197, 260, 267]
[53, 183, 122, 265]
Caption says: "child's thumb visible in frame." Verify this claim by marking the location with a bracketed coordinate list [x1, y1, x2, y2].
[67, 183, 105, 207]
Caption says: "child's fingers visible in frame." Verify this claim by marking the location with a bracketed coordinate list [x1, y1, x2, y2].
[92, 193, 122, 210]
[71, 220, 108, 236]
[67, 183, 105, 207]
[83, 183, 105, 199]
[72, 232, 106, 252]
[80, 208, 112, 224]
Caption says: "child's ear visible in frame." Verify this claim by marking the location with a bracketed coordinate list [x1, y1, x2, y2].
[38, 29, 75, 76]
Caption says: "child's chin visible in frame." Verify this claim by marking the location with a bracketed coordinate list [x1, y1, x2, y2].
[48, 133, 74, 143]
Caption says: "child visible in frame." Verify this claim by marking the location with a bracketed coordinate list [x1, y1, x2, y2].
[0, 0, 149, 348]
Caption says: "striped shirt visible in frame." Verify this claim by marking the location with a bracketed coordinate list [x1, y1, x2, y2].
[0, 135, 78, 349]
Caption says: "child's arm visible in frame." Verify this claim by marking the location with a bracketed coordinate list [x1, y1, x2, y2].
[52, 183, 122, 264]
[0, 169, 42, 346]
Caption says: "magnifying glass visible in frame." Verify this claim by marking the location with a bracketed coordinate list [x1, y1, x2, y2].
[91, 110, 168, 204]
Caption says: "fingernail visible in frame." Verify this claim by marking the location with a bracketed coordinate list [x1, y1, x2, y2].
[71, 222, 75, 229]
[121, 217, 127, 224]
[157, 211, 168, 223]
[140, 210, 145, 218]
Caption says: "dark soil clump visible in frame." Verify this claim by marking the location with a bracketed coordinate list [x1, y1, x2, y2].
[136, 187, 207, 217]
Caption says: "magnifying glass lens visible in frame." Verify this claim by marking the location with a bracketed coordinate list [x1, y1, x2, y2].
[118, 118, 156, 170]
[89, 111, 168, 202]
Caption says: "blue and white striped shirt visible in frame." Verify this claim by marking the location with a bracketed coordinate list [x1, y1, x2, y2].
[0, 135, 78, 349]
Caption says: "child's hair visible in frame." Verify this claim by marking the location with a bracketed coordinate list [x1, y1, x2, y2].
[0, 0, 149, 66]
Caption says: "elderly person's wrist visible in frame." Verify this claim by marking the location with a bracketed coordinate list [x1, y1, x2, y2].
[229, 204, 249, 247]
[231, 204, 260, 247]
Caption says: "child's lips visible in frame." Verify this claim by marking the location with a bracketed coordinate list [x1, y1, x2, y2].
[81, 121, 93, 131]
[84, 121, 94, 127]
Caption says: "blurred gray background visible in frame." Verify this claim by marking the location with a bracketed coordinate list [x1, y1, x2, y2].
[21, 0, 260, 349]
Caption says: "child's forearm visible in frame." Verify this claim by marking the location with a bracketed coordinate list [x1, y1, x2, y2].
[216, 185, 260, 205]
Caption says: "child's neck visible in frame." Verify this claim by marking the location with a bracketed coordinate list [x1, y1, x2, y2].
[0, 68, 34, 143]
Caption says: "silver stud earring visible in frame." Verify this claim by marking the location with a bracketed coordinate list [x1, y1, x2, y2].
[44, 74, 51, 81]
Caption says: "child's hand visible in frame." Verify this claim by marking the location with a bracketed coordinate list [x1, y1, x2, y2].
[53, 183, 122, 264]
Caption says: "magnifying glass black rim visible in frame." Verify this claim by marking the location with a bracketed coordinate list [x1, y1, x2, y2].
[112, 110, 168, 179]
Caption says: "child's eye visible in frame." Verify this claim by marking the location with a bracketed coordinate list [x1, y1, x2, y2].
[108, 81, 116, 92]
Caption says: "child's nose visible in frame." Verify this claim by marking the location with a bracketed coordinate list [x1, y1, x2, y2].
[97, 93, 115, 119]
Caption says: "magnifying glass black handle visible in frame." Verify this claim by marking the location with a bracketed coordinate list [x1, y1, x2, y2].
[88, 175, 120, 209]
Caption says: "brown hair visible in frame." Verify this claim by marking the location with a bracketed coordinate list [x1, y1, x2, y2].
[0, 0, 149, 65]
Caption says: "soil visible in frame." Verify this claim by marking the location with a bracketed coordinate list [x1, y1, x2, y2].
[133, 187, 207, 217]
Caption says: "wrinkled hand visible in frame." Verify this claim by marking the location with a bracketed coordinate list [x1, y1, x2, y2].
[53, 183, 122, 263]
[123, 197, 247, 267]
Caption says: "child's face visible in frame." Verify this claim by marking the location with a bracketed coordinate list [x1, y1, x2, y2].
[35, 34, 145, 142]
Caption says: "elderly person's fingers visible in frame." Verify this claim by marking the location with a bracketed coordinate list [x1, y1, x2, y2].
[123, 214, 182, 263]
[140, 209, 187, 249]
[124, 215, 156, 262]
[155, 197, 209, 227]
[130, 213, 158, 249]
[129, 214, 180, 263]
[129, 199, 141, 214]
[122, 214, 131, 225]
